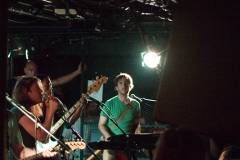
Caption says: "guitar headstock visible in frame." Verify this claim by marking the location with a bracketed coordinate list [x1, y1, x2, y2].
[65, 140, 86, 151]
[87, 76, 108, 94]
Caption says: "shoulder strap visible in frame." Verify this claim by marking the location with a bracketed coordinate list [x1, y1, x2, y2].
[110, 102, 132, 129]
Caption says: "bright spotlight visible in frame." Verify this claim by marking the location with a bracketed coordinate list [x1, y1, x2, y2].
[142, 51, 161, 68]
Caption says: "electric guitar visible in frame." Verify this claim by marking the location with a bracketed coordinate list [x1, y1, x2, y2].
[36, 76, 108, 152]
[24, 141, 86, 160]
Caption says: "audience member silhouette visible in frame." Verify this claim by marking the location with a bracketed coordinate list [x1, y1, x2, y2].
[154, 128, 211, 160]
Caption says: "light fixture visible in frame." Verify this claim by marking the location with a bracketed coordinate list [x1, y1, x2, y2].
[25, 49, 29, 60]
[7, 51, 12, 59]
[54, 9, 66, 15]
[94, 23, 102, 32]
[69, 9, 77, 15]
[141, 50, 161, 69]
[54, 8, 77, 16]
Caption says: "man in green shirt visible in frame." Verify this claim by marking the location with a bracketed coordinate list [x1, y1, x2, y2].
[98, 73, 141, 160]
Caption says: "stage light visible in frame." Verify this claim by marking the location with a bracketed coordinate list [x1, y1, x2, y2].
[94, 23, 102, 32]
[54, 9, 66, 15]
[69, 9, 77, 15]
[25, 49, 29, 60]
[54, 8, 77, 16]
[42, 0, 52, 3]
[7, 51, 12, 58]
[142, 51, 161, 69]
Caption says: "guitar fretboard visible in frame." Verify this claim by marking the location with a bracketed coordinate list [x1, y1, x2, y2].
[50, 100, 82, 134]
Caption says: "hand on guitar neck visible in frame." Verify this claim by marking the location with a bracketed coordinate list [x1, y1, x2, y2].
[59, 75, 108, 127]
[68, 94, 88, 125]
[54, 76, 108, 128]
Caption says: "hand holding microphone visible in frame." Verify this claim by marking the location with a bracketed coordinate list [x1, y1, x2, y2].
[45, 96, 59, 115]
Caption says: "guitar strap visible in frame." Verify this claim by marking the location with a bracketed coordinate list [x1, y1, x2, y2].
[109, 101, 132, 130]
[86, 101, 133, 160]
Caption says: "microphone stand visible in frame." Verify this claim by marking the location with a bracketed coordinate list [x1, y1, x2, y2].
[86, 95, 138, 160]
[131, 95, 157, 160]
[130, 94, 157, 109]
[86, 95, 126, 136]
[5, 93, 71, 153]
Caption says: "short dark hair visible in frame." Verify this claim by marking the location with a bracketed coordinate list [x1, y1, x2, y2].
[113, 73, 134, 89]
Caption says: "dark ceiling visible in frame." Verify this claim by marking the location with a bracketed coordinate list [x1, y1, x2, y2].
[8, 0, 177, 32]
[7, 0, 177, 59]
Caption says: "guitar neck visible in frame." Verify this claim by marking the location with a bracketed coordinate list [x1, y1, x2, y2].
[50, 100, 82, 134]
[50, 76, 107, 135]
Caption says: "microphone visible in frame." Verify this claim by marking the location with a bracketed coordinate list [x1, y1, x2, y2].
[130, 94, 158, 102]
[130, 94, 142, 102]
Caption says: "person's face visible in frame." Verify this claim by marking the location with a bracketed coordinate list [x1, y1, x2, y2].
[27, 81, 43, 104]
[115, 77, 131, 95]
[24, 62, 38, 76]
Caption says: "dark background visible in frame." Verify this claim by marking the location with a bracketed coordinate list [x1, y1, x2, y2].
[155, 0, 240, 146]
[4, 1, 240, 159]
[7, 0, 174, 111]
[7, 32, 167, 106]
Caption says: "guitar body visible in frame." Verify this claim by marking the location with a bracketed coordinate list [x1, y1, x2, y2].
[25, 141, 86, 160]
[36, 139, 58, 153]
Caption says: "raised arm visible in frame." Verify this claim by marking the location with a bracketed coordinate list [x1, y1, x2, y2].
[52, 62, 85, 86]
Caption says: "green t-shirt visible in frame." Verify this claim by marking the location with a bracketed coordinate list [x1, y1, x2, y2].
[100, 96, 140, 135]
